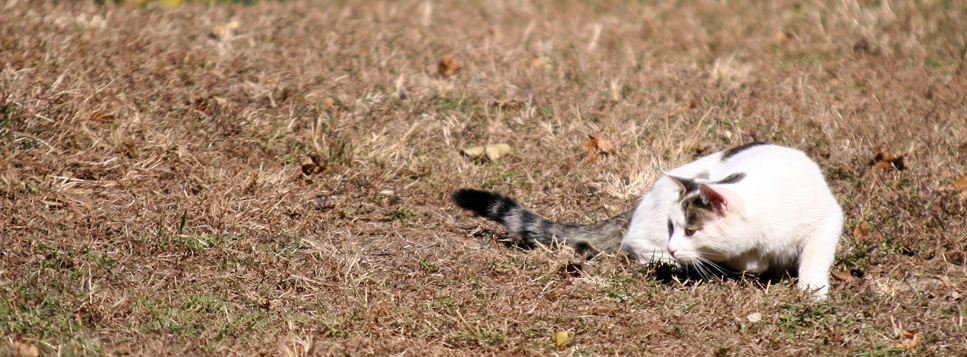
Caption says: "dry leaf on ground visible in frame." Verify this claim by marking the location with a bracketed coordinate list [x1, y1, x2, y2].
[461, 143, 511, 162]
[582, 133, 616, 163]
[11, 341, 39, 357]
[831, 270, 854, 282]
[212, 20, 239, 37]
[870, 152, 906, 171]
[937, 176, 967, 199]
[693, 145, 712, 157]
[685, 98, 698, 109]
[774, 31, 793, 44]
[492, 98, 524, 109]
[485, 144, 511, 161]
[320, 96, 336, 110]
[461, 145, 485, 158]
[952, 176, 967, 195]
[895, 330, 919, 350]
[438, 53, 462, 77]
[552, 330, 569, 349]
[853, 222, 872, 240]
[300, 154, 328, 176]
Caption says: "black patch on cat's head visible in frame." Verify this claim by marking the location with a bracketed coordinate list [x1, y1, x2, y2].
[721, 142, 768, 161]
[714, 172, 746, 184]
[668, 175, 699, 199]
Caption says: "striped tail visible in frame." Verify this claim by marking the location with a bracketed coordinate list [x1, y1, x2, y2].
[451, 189, 631, 254]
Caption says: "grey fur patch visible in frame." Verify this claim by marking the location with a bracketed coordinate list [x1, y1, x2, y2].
[722, 142, 767, 160]
[681, 195, 713, 233]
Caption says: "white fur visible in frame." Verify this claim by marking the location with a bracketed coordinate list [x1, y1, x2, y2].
[621, 145, 842, 298]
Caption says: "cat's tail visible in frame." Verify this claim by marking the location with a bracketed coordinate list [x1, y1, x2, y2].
[451, 189, 631, 254]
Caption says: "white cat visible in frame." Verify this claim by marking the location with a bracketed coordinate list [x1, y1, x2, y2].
[453, 143, 843, 298]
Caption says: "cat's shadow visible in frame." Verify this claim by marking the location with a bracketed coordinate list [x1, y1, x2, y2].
[650, 262, 791, 287]
[492, 234, 791, 287]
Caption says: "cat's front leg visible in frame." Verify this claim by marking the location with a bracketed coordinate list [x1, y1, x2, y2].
[796, 217, 843, 299]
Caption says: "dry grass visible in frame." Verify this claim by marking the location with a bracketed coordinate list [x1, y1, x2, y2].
[2, 0, 966, 355]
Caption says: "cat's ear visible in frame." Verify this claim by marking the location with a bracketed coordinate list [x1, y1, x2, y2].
[666, 174, 698, 199]
[699, 184, 727, 216]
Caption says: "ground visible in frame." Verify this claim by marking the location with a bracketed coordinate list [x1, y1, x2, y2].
[1, 0, 966, 355]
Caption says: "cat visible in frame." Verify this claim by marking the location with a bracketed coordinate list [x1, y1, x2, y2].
[452, 143, 843, 298]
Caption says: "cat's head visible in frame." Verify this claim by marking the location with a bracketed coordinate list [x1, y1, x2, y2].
[664, 175, 747, 264]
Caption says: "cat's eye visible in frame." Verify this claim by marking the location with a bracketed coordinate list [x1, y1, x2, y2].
[667, 220, 674, 237]
[684, 228, 696, 237]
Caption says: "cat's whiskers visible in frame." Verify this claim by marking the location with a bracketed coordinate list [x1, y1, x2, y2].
[687, 260, 711, 280]
[696, 256, 727, 277]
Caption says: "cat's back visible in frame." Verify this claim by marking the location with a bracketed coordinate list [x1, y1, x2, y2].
[723, 144, 839, 215]
[721, 144, 824, 182]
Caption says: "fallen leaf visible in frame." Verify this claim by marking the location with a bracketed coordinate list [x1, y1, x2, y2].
[774, 31, 793, 44]
[438, 53, 462, 77]
[212, 20, 239, 37]
[492, 98, 524, 109]
[894, 330, 918, 350]
[746, 312, 762, 323]
[552, 330, 569, 349]
[685, 98, 698, 109]
[852, 222, 871, 240]
[300, 154, 328, 176]
[485, 143, 511, 161]
[870, 152, 905, 171]
[11, 341, 38, 357]
[461, 144, 511, 162]
[692, 145, 712, 157]
[191, 95, 221, 113]
[952, 176, 967, 194]
[582, 133, 616, 163]
[320, 96, 337, 110]
[461, 145, 485, 158]
[831, 270, 853, 282]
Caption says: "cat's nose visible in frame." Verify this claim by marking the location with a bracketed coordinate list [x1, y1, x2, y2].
[667, 247, 677, 256]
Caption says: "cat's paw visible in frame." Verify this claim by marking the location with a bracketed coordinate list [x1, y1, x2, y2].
[797, 280, 829, 299]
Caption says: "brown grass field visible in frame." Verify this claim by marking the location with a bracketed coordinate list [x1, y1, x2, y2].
[2, 0, 966, 355]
